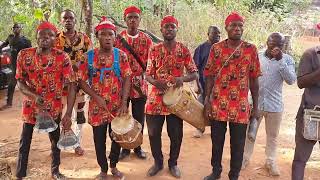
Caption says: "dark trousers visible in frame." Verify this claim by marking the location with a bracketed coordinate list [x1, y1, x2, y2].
[16, 121, 61, 178]
[146, 114, 183, 167]
[210, 119, 247, 180]
[123, 97, 146, 152]
[7, 69, 16, 105]
[292, 116, 319, 180]
[92, 123, 121, 172]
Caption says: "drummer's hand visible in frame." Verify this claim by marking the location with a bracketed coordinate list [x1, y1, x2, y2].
[94, 95, 107, 110]
[174, 77, 184, 88]
[250, 108, 260, 120]
[203, 98, 212, 121]
[154, 80, 169, 92]
[61, 114, 72, 130]
[195, 84, 203, 95]
[118, 103, 128, 116]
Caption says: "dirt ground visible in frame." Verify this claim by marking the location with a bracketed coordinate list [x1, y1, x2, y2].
[0, 37, 320, 180]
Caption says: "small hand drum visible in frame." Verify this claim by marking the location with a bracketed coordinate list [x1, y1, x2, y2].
[247, 116, 258, 142]
[57, 130, 80, 150]
[34, 111, 58, 133]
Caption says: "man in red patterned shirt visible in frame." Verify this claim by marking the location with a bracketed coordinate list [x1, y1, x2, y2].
[203, 12, 261, 180]
[55, 9, 92, 156]
[78, 17, 131, 180]
[15, 22, 76, 180]
[115, 5, 153, 160]
[145, 15, 198, 178]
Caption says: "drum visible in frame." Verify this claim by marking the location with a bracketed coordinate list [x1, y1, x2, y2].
[57, 130, 80, 150]
[111, 114, 143, 149]
[163, 87, 210, 132]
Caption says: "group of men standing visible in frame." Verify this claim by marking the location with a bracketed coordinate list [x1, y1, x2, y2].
[0, 4, 319, 180]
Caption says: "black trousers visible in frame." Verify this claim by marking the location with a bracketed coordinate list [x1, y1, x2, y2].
[16, 121, 61, 178]
[210, 119, 247, 180]
[292, 115, 319, 180]
[146, 114, 183, 167]
[92, 123, 121, 172]
[7, 68, 16, 105]
[123, 97, 146, 152]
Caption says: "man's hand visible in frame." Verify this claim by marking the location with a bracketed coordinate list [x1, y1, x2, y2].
[94, 95, 107, 110]
[61, 114, 72, 130]
[195, 83, 203, 95]
[250, 108, 260, 120]
[271, 47, 283, 61]
[118, 103, 128, 117]
[174, 77, 184, 88]
[154, 80, 169, 92]
[203, 97, 212, 121]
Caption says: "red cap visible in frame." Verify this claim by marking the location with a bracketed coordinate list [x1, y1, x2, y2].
[225, 12, 244, 26]
[317, 23, 320, 30]
[36, 21, 58, 34]
[95, 16, 116, 33]
[161, 15, 179, 28]
[124, 6, 141, 18]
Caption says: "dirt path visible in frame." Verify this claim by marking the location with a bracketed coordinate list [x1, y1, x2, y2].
[0, 82, 320, 180]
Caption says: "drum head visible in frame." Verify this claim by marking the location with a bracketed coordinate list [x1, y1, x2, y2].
[111, 114, 134, 134]
[163, 87, 182, 106]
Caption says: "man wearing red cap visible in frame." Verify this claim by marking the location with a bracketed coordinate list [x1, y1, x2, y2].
[115, 5, 153, 160]
[78, 17, 131, 179]
[203, 12, 261, 180]
[291, 23, 320, 180]
[15, 21, 76, 180]
[55, 9, 92, 156]
[145, 15, 198, 178]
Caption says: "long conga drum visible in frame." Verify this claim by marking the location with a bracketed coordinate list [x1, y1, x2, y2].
[111, 114, 143, 149]
[163, 87, 210, 132]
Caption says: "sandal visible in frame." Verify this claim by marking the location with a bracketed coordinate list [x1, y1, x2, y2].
[111, 167, 124, 179]
[95, 172, 108, 180]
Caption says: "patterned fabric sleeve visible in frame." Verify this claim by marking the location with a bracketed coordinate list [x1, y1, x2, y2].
[146, 46, 156, 77]
[62, 53, 75, 83]
[183, 47, 198, 73]
[204, 45, 217, 77]
[15, 50, 25, 81]
[119, 51, 132, 78]
[249, 45, 262, 78]
[77, 54, 89, 81]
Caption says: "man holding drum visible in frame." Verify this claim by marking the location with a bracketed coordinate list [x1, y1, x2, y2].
[115, 5, 153, 160]
[15, 21, 76, 180]
[145, 15, 198, 178]
[77, 17, 131, 179]
[203, 12, 261, 180]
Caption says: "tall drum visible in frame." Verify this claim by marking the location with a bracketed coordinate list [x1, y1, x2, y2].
[163, 87, 210, 132]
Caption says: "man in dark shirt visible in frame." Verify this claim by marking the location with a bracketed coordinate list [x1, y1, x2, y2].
[193, 25, 220, 138]
[292, 45, 320, 180]
[0, 23, 31, 110]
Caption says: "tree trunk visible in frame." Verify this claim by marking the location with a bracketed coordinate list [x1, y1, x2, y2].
[82, 0, 93, 39]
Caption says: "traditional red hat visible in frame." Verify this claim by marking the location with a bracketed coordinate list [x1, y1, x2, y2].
[317, 23, 320, 30]
[161, 15, 179, 28]
[36, 21, 58, 33]
[124, 6, 141, 18]
[225, 12, 245, 26]
[95, 16, 116, 33]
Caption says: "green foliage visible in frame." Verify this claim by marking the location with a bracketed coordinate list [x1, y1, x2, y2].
[0, 0, 312, 62]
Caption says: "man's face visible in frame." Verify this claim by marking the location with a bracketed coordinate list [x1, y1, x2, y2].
[61, 11, 76, 30]
[37, 29, 56, 49]
[226, 21, 243, 40]
[96, 29, 115, 49]
[208, 28, 221, 43]
[267, 36, 284, 52]
[125, 12, 140, 30]
[161, 23, 177, 41]
[12, 24, 22, 35]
